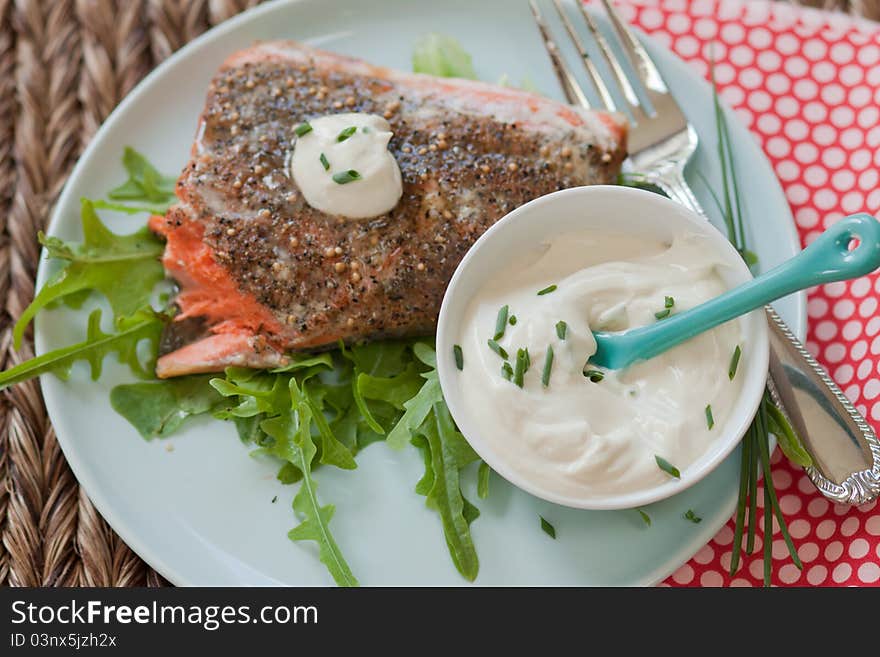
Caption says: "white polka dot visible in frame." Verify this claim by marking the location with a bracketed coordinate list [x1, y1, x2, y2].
[671, 562, 694, 584]
[747, 90, 772, 112]
[857, 43, 880, 66]
[840, 63, 864, 87]
[766, 72, 790, 94]
[812, 60, 837, 82]
[714, 525, 734, 545]
[842, 320, 862, 341]
[825, 540, 844, 561]
[721, 85, 745, 107]
[858, 562, 880, 584]
[803, 165, 827, 187]
[775, 96, 799, 117]
[757, 113, 781, 134]
[848, 538, 870, 559]
[730, 44, 755, 67]
[835, 363, 854, 384]
[691, 544, 714, 565]
[830, 41, 855, 64]
[789, 518, 811, 539]
[817, 519, 837, 539]
[674, 35, 699, 58]
[822, 84, 847, 106]
[826, 343, 846, 363]
[859, 169, 879, 191]
[808, 497, 830, 517]
[757, 50, 781, 72]
[784, 119, 808, 140]
[807, 297, 828, 318]
[832, 562, 853, 584]
[850, 149, 872, 170]
[666, 13, 692, 34]
[813, 124, 838, 146]
[748, 556, 765, 580]
[831, 170, 856, 191]
[873, 335, 880, 355]
[823, 211, 844, 230]
[841, 516, 860, 536]
[776, 160, 800, 181]
[858, 296, 878, 318]
[739, 67, 763, 89]
[858, 358, 871, 377]
[844, 383, 861, 402]
[803, 101, 827, 122]
[841, 127, 864, 149]
[775, 32, 799, 54]
[824, 280, 848, 298]
[868, 317, 880, 336]
[693, 17, 717, 39]
[852, 340, 868, 360]
[833, 299, 855, 320]
[807, 564, 828, 585]
[787, 185, 809, 205]
[831, 106, 855, 128]
[865, 380, 880, 400]
[721, 22, 745, 44]
[778, 563, 802, 584]
[640, 7, 664, 29]
[842, 191, 864, 213]
[798, 542, 819, 563]
[802, 38, 828, 61]
[821, 147, 846, 169]
[779, 494, 801, 515]
[700, 570, 724, 587]
[849, 85, 872, 107]
[784, 56, 809, 77]
[730, 577, 752, 587]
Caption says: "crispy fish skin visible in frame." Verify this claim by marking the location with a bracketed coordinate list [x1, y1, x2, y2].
[153, 41, 628, 377]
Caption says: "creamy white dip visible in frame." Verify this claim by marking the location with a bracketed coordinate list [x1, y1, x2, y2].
[290, 113, 403, 219]
[454, 231, 744, 498]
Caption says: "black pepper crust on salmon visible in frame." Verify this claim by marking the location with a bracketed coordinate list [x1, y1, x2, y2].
[150, 41, 628, 377]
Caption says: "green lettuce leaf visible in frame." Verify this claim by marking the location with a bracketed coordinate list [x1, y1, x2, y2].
[13, 199, 165, 348]
[109, 375, 224, 439]
[412, 33, 477, 79]
[108, 147, 177, 206]
[0, 308, 163, 390]
[412, 401, 480, 581]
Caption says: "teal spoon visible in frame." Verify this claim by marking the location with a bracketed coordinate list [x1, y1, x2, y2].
[591, 213, 880, 370]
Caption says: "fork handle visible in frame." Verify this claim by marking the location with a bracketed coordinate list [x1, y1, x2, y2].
[654, 168, 880, 506]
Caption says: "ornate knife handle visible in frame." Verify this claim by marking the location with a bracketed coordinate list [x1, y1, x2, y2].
[653, 168, 880, 506]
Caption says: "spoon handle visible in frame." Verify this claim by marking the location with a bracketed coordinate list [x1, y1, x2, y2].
[608, 213, 880, 364]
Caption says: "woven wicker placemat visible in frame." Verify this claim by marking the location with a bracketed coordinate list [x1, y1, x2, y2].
[0, 0, 877, 588]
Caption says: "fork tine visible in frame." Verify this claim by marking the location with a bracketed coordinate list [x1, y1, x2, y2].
[573, 0, 646, 121]
[600, 0, 669, 99]
[528, 0, 592, 109]
[550, 0, 616, 112]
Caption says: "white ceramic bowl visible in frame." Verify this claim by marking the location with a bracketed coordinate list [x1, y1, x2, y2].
[436, 185, 769, 510]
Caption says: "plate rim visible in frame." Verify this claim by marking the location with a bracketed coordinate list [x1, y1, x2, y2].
[36, 0, 806, 587]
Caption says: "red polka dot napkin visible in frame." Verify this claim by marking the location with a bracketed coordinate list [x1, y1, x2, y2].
[606, 0, 880, 586]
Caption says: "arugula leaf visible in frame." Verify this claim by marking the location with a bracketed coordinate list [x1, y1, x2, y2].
[412, 401, 480, 581]
[0, 309, 162, 390]
[91, 199, 173, 216]
[412, 33, 477, 79]
[14, 200, 165, 348]
[110, 375, 224, 439]
[261, 379, 358, 587]
[357, 362, 424, 410]
[108, 147, 177, 206]
[386, 371, 443, 449]
[477, 461, 491, 499]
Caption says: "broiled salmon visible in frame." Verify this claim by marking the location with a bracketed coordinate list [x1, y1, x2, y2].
[152, 41, 628, 377]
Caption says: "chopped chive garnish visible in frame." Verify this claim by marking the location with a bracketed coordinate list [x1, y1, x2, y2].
[361, 126, 370, 133]
[705, 404, 715, 429]
[271, 495, 278, 503]
[638, 509, 651, 527]
[522, 348, 530, 370]
[332, 169, 361, 184]
[655, 455, 681, 478]
[541, 346, 554, 387]
[655, 295, 675, 319]
[728, 345, 742, 380]
[664, 295, 675, 308]
[654, 308, 671, 320]
[453, 344, 463, 370]
[540, 516, 556, 539]
[319, 152, 330, 170]
[487, 339, 508, 360]
[583, 369, 604, 383]
[513, 348, 529, 387]
[494, 305, 509, 340]
[555, 320, 567, 340]
[501, 362, 513, 381]
[684, 509, 702, 524]
[509, 315, 517, 325]
[336, 125, 357, 142]
[537, 284, 557, 296]
[294, 121, 313, 136]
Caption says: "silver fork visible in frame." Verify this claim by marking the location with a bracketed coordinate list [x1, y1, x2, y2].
[530, 0, 880, 505]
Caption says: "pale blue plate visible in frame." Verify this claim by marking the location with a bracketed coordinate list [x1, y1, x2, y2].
[36, 0, 805, 585]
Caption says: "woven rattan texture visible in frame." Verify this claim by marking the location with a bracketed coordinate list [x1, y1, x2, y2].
[0, 0, 877, 587]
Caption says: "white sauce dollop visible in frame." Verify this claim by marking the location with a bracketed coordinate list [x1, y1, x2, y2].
[290, 113, 403, 219]
[455, 232, 745, 499]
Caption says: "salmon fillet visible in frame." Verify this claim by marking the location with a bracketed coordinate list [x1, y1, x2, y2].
[153, 41, 628, 377]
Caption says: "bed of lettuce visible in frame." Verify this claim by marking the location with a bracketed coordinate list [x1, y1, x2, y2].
[0, 34, 809, 587]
